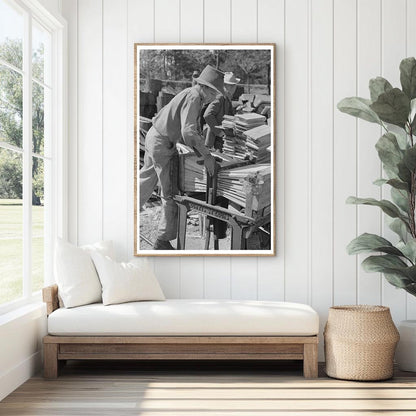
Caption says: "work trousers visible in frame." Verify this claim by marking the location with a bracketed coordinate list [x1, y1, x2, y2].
[139, 126, 179, 241]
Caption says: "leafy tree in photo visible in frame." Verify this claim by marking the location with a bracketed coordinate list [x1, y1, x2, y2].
[139, 49, 271, 87]
[221, 49, 271, 93]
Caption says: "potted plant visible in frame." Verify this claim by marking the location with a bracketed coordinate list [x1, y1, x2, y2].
[337, 57, 416, 372]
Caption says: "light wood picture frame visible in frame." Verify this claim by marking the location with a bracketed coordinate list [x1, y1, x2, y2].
[134, 43, 276, 256]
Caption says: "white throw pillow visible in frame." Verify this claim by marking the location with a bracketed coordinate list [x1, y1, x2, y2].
[90, 252, 165, 306]
[55, 239, 114, 308]
[81, 240, 115, 259]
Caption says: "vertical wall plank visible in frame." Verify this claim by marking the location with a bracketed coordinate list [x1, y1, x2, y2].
[127, 0, 154, 279]
[381, 0, 407, 322]
[310, 0, 333, 359]
[229, 0, 258, 300]
[230, 0, 257, 41]
[103, 0, 128, 260]
[407, 0, 416, 58]
[257, 0, 285, 301]
[333, 0, 357, 305]
[203, 0, 232, 299]
[152, 0, 181, 298]
[204, 258, 231, 299]
[180, 258, 204, 298]
[153, 259, 181, 298]
[180, 0, 203, 43]
[203, 0, 231, 42]
[155, 0, 180, 42]
[77, 0, 103, 245]
[178, 0, 205, 298]
[407, 0, 416, 319]
[284, 0, 309, 304]
[356, 0, 382, 305]
[127, 0, 154, 262]
[61, 0, 78, 245]
[231, 258, 257, 299]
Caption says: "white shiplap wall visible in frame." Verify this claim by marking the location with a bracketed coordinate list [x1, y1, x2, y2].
[61, 0, 416, 356]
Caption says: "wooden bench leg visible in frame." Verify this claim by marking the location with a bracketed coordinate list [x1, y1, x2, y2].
[303, 343, 318, 379]
[44, 343, 59, 379]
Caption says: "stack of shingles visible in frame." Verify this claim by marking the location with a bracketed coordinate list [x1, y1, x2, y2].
[222, 113, 267, 160]
[179, 152, 206, 193]
[243, 124, 271, 163]
[217, 164, 271, 211]
[222, 136, 247, 160]
[234, 113, 267, 137]
[221, 115, 246, 159]
[179, 153, 271, 212]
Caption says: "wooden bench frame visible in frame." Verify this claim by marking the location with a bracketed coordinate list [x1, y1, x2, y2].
[43, 285, 319, 379]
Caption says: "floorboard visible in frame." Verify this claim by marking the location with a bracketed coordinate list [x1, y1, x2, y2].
[1, 361, 416, 415]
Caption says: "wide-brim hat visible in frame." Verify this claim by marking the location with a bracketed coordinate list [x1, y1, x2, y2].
[195, 65, 225, 94]
[224, 72, 240, 85]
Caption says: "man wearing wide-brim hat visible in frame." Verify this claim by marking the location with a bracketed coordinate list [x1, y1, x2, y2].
[203, 71, 240, 149]
[139, 65, 224, 250]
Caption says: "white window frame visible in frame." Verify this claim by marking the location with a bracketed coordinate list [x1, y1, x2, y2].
[0, 0, 67, 315]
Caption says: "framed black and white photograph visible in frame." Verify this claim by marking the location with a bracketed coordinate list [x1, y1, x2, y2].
[134, 44, 275, 256]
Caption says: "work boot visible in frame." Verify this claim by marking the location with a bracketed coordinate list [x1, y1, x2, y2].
[153, 239, 175, 250]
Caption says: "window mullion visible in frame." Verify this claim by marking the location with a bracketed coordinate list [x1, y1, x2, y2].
[22, 10, 32, 298]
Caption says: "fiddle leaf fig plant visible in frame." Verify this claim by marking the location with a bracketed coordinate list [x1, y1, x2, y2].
[338, 57, 416, 297]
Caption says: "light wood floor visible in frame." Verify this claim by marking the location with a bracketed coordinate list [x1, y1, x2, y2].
[1, 360, 416, 415]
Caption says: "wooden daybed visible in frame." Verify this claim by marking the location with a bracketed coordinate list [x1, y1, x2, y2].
[42, 285, 319, 379]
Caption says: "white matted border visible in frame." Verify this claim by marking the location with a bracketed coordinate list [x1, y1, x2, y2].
[134, 43, 275, 257]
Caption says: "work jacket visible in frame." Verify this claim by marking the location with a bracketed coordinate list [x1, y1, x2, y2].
[203, 94, 234, 146]
[152, 86, 209, 157]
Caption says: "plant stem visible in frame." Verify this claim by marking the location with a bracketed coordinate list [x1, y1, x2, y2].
[409, 123, 416, 238]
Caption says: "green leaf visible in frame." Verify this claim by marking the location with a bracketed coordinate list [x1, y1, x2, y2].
[404, 283, 416, 296]
[373, 178, 410, 191]
[387, 179, 410, 191]
[362, 254, 408, 272]
[389, 217, 410, 241]
[373, 178, 388, 186]
[346, 196, 405, 219]
[370, 88, 410, 128]
[400, 57, 416, 100]
[403, 146, 416, 172]
[391, 187, 409, 213]
[375, 132, 404, 173]
[361, 255, 416, 288]
[395, 130, 410, 150]
[337, 97, 382, 125]
[397, 240, 416, 263]
[369, 77, 393, 102]
[395, 161, 412, 185]
[347, 233, 404, 256]
[384, 166, 400, 180]
[383, 272, 412, 288]
[403, 265, 416, 282]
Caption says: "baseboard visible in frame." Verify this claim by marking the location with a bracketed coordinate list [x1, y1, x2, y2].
[0, 351, 42, 401]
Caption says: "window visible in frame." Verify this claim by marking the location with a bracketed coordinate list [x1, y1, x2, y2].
[0, 0, 66, 312]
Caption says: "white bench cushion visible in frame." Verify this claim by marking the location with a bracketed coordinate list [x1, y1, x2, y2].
[48, 299, 319, 336]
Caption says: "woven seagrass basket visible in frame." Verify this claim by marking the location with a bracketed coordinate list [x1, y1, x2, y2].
[324, 305, 400, 381]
